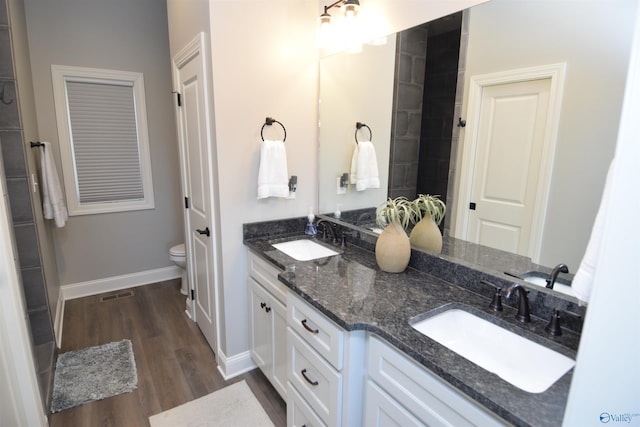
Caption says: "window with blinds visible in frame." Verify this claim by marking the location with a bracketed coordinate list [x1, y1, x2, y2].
[51, 66, 154, 215]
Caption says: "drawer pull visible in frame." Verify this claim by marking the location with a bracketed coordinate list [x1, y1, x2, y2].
[265, 305, 271, 313]
[301, 369, 319, 386]
[260, 302, 266, 309]
[301, 319, 319, 334]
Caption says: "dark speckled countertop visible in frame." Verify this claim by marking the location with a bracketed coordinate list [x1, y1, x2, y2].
[244, 224, 580, 427]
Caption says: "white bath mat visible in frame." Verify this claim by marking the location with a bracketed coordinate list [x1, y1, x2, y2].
[149, 380, 275, 427]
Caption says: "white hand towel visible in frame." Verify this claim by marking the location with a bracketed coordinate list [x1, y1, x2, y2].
[353, 141, 380, 191]
[571, 159, 615, 303]
[257, 139, 289, 199]
[40, 141, 68, 228]
[350, 143, 359, 185]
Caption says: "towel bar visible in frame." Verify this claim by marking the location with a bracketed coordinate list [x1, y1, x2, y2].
[355, 122, 372, 144]
[261, 117, 287, 142]
[30, 141, 45, 150]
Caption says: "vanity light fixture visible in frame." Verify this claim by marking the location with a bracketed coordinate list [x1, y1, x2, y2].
[318, 0, 362, 51]
[319, 0, 360, 27]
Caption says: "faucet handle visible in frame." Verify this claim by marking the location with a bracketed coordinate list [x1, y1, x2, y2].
[490, 287, 503, 312]
[545, 309, 563, 336]
[340, 229, 353, 248]
[481, 281, 504, 312]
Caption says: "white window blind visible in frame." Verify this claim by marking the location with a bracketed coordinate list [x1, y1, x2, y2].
[66, 81, 144, 203]
[52, 66, 154, 215]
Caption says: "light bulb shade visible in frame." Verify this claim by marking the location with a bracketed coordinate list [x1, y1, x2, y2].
[320, 11, 331, 26]
[343, 0, 360, 18]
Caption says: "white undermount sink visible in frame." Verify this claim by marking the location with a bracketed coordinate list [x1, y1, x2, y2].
[271, 239, 339, 261]
[411, 308, 575, 393]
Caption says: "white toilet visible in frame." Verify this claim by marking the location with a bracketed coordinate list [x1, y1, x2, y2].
[169, 243, 188, 296]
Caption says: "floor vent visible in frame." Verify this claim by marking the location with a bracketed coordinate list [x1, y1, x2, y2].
[100, 290, 134, 302]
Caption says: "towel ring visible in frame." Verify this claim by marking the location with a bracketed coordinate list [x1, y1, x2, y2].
[355, 122, 372, 144]
[261, 117, 287, 142]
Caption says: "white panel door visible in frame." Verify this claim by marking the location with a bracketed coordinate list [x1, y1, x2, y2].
[466, 78, 551, 256]
[173, 34, 218, 351]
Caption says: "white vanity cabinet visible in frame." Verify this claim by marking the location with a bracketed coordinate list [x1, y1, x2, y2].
[286, 292, 365, 427]
[247, 252, 288, 400]
[365, 335, 508, 427]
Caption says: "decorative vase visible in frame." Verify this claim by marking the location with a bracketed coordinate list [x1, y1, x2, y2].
[409, 215, 443, 253]
[375, 220, 411, 273]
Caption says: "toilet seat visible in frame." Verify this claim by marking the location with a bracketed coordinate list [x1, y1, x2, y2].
[170, 243, 185, 258]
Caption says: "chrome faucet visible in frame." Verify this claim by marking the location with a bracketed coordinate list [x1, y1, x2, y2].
[507, 283, 531, 323]
[546, 264, 569, 289]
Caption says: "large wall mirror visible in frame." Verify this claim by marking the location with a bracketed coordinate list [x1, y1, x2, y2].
[318, 0, 637, 300]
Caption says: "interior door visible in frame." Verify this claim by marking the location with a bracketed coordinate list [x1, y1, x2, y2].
[465, 77, 552, 256]
[173, 34, 217, 351]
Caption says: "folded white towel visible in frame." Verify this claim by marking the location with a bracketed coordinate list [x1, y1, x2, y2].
[350, 143, 359, 185]
[350, 140, 380, 191]
[40, 141, 68, 228]
[572, 159, 615, 303]
[257, 139, 289, 199]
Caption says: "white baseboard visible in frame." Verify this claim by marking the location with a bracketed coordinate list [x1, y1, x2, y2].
[53, 294, 64, 348]
[216, 349, 256, 380]
[60, 266, 181, 301]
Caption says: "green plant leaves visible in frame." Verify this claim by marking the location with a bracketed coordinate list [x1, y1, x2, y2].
[376, 194, 446, 229]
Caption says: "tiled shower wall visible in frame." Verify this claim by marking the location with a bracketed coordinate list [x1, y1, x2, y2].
[387, 12, 467, 237]
[0, 0, 56, 414]
[388, 23, 428, 200]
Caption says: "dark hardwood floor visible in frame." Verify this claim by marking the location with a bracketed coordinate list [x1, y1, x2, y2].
[49, 279, 287, 427]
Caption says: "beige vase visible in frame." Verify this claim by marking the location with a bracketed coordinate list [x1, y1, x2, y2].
[375, 221, 411, 273]
[409, 215, 443, 253]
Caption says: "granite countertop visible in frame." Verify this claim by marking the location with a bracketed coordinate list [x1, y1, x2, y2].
[244, 233, 579, 427]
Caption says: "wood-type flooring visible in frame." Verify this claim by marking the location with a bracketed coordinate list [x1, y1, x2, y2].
[49, 279, 286, 427]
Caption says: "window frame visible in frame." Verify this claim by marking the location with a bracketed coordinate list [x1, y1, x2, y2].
[51, 65, 155, 216]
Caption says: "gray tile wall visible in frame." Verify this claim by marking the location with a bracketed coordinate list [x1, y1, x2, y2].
[416, 23, 462, 208]
[1, 0, 55, 413]
[388, 12, 466, 238]
[388, 24, 428, 200]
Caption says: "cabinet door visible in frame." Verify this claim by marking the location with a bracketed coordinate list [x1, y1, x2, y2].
[249, 278, 272, 378]
[364, 380, 423, 427]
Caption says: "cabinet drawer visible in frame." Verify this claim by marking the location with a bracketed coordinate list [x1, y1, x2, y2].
[288, 293, 344, 370]
[287, 382, 327, 427]
[288, 327, 342, 426]
[248, 251, 288, 304]
[368, 336, 507, 427]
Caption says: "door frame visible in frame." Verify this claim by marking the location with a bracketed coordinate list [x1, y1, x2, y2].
[454, 63, 566, 262]
[171, 32, 221, 353]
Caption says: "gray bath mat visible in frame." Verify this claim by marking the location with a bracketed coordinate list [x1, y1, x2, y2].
[51, 339, 138, 413]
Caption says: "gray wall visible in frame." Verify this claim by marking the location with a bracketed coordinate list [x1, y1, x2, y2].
[24, 0, 183, 286]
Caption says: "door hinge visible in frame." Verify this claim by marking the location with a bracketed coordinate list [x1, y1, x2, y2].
[191, 289, 195, 300]
[184, 196, 189, 209]
[172, 91, 182, 107]
[469, 202, 477, 210]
